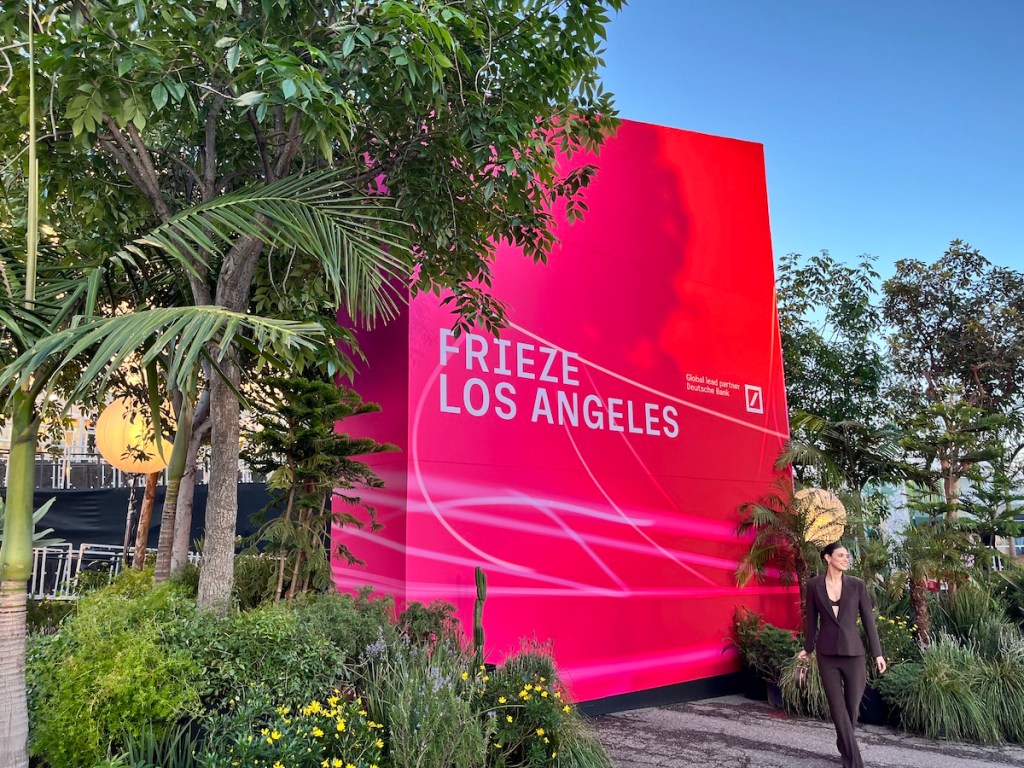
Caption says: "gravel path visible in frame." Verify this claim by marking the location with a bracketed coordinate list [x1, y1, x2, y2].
[590, 694, 1024, 768]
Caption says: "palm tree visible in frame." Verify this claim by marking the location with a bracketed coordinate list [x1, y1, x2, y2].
[895, 516, 970, 643]
[736, 477, 824, 621]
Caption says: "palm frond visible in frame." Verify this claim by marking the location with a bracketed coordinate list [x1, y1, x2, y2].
[131, 169, 414, 326]
[0, 306, 328, 403]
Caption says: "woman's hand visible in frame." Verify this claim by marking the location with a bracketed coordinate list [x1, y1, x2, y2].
[798, 649, 809, 661]
[875, 656, 887, 674]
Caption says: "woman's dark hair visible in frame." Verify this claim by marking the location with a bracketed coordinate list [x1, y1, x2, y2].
[820, 541, 847, 562]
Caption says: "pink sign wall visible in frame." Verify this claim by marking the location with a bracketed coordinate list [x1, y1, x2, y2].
[333, 119, 796, 702]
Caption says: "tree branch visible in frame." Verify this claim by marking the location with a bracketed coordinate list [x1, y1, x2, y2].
[273, 112, 303, 181]
[202, 93, 227, 201]
[247, 109, 273, 182]
[124, 121, 173, 221]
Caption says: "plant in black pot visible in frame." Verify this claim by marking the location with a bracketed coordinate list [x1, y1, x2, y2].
[731, 608, 800, 706]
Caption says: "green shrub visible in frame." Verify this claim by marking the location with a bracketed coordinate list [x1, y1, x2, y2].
[26, 597, 75, 634]
[731, 608, 800, 684]
[27, 581, 204, 768]
[232, 551, 279, 610]
[874, 612, 921, 664]
[168, 561, 200, 597]
[977, 633, 1024, 743]
[875, 636, 999, 743]
[357, 634, 488, 768]
[170, 601, 345, 715]
[779, 654, 830, 720]
[930, 585, 1009, 654]
[991, 568, 1024, 630]
[200, 693, 386, 768]
[398, 599, 460, 646]
[119, 721, 204, 768]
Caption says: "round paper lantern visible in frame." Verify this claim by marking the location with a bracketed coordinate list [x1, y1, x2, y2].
[95, 398, 172, 474]
[795, 487, 847, 548]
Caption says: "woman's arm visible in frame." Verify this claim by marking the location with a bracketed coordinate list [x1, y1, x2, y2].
[858, 579, 883, 659]
[803, 580, 819, 653]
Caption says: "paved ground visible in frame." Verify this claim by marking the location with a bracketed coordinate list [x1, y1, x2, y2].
[590, 695, 1024, 768]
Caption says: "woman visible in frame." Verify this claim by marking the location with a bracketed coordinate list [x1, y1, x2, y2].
[798, 542, 886, 768]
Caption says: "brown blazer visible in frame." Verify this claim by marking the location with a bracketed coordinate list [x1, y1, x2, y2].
[803, 574, 882, 658]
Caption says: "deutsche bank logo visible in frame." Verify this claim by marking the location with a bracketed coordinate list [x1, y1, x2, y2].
[744, 385, 764, 414]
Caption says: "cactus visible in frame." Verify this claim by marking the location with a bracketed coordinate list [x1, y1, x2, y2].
[473, 566, 487, 669]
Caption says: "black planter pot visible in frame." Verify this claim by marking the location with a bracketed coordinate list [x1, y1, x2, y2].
[740, 666, 768, 701]
[859, 683, 890, 725]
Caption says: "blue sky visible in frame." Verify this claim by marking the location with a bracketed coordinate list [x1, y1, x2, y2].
[601, 1, 1024, 278]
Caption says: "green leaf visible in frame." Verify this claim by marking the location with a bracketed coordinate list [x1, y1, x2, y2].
[226, 45, 241, 73]
[215, 36, 236, 49]
[281, 79, 296, 99]
[117, 57, 133, 76]
[234, 91, 265, 107]
[151, 83, 168, 111]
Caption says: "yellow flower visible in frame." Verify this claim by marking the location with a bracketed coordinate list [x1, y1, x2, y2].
[336, 719, 347, 732]
[498, 696, 507, 704]
[462, 672, 470, 680]
[312, 727, 324, 738]
[482, 675, 490, 682]
[563, 705, 571, 713]
[375, 738, 384, 748]
[358, 710, 367, 716]
[261, 729, 270, 736]
[506, 715, 513, 723]
[328, 696, 340, 707]
[544, 737, 550, 744]
[554, 691, 562, 699]
[331, 760, 343, 768]
[346, 763, 356, 768]
[552, 751, 558, 758]
[270, 730, 282, 741]
[539, 677, 546, 682]
[541, 691, 549, 698]
[525, 684, 534, 691]
[495, 744, 503, 749]
[536, 728, 545, 736]
[273, 762, 284, 768]
[321, 761, 329, 768]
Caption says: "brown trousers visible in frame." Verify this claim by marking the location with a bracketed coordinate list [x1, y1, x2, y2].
[817, 653, 867, 768]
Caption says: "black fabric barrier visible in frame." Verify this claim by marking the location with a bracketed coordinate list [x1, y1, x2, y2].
[1, 483, 282, 548]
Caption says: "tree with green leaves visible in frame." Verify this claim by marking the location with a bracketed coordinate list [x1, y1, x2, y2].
[241, 376, 392, 602]
[776, 250, 890, 427]
[3, 0, 625, 614]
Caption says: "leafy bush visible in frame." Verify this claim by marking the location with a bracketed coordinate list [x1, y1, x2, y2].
[929, 589, 1007, 655]
[232, 551, 280, 610]
[731, 608, 800, 684]
[357, 634, 488, 768]
[398, 600, 460, 646]
[200, 693, 386, 768]
[27, 579, 204, 768]
[119, 721, 204, 768]
[875, 613, 921, 664]
[874, 636, 999, 743]
[168, 561, 200, 597]
[977, 634, 1024, 743]
[991, 567, 1024, 630]
[26, 597, 75, 635]
[779, 654, 830, 720]
[170, 600, 344, 715]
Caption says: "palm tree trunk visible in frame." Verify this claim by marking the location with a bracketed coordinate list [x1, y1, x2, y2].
[196, 236, 261, 613]
[170, 413, 210, 576]
[197, 361, 241, 613]
[910, 578, 931, 644]
[155, 399, 194, 582]
[133, 471, 160, 569]
[0, 389, 40, 768]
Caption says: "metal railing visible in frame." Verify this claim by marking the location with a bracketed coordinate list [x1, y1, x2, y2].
[29, 543, 200, 600]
